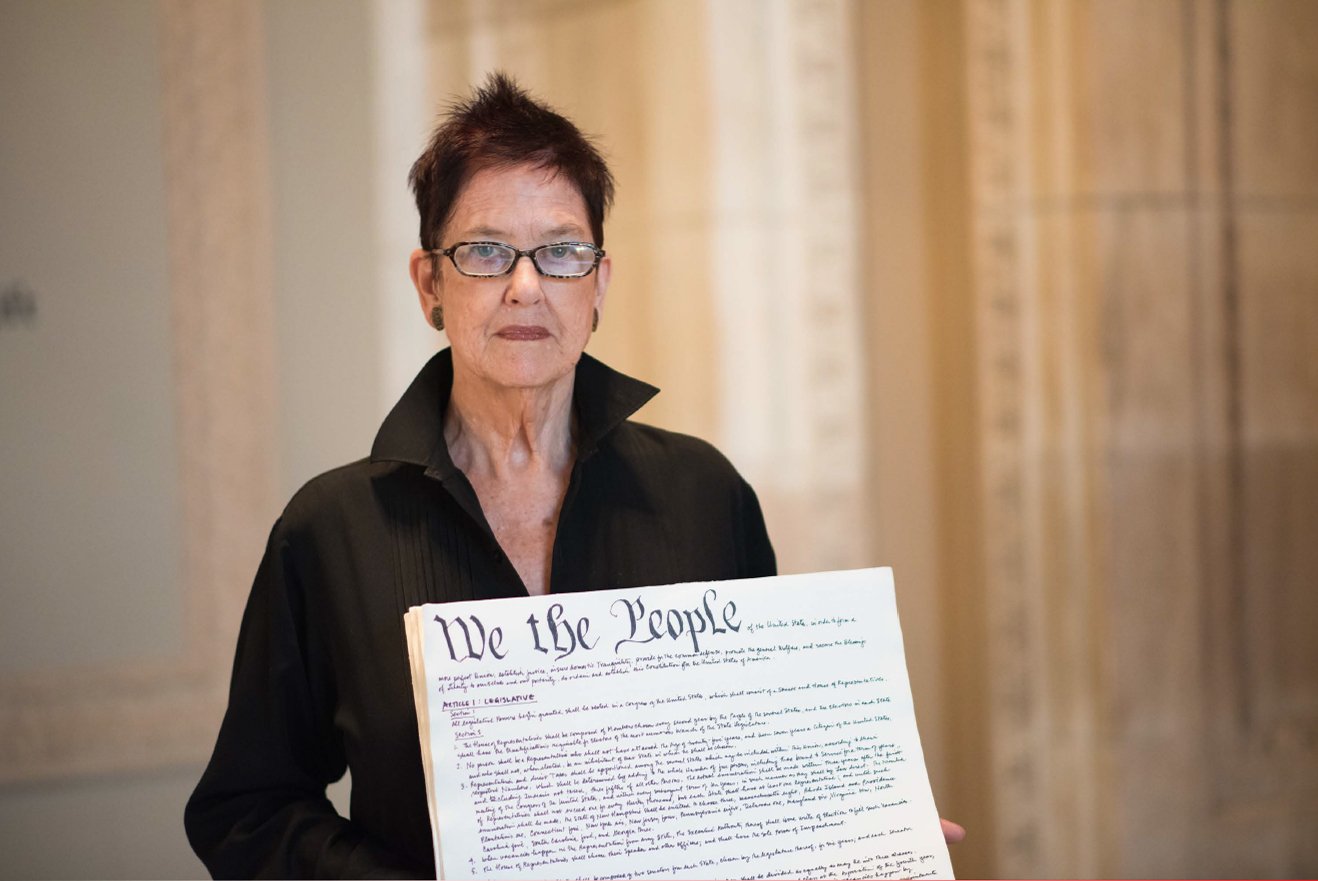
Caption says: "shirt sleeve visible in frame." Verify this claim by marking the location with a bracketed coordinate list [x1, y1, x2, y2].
[184, 519, 422, 880]
[735, 477, 778, 578]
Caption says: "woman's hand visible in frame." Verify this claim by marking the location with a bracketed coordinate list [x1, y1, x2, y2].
[941, 819, 966, 844]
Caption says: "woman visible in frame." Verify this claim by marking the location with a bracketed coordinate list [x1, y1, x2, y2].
[185, 74, 777, 878]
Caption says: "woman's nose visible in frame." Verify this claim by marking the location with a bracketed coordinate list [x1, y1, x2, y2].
[505, 254, 543, 304]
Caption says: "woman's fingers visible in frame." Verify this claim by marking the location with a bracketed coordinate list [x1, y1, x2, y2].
[941, 818, 966, 844]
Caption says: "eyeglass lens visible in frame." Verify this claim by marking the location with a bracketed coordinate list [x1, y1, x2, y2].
[451, 242, 598, 277]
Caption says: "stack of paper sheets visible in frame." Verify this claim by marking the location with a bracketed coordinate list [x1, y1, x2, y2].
[404, 567, 954, 880]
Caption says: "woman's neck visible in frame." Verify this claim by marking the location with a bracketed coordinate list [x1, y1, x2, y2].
[444, 370, 577, 479]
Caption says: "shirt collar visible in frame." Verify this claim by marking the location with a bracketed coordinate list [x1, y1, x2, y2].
[369, 348, 659, 478]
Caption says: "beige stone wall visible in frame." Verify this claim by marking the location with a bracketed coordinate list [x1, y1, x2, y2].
[959, 0, 1318, 876]
[426, 1, 1318, 877]
[0, 0, 278, 788]
[1, 1, 392, 875]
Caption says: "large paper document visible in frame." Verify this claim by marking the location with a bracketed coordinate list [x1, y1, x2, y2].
[404, 568, 953, 880]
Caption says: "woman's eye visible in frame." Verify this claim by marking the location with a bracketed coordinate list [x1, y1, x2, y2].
[472, 245, 499, 259]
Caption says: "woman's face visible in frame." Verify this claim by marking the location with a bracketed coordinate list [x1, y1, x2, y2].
[412, 163, 610, 394]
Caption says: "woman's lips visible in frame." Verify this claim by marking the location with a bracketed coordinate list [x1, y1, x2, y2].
[495, 325, 550, 341]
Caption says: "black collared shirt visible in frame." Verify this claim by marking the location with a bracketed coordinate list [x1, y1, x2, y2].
[185, 350, 776, 879]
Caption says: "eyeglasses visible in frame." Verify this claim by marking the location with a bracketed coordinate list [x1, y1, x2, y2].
[432, 241, 605, 279]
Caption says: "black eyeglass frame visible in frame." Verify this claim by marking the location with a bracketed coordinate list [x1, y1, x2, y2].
[431, 241, 606, 279]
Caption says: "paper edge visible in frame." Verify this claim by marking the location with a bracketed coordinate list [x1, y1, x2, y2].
[404, 606, 445, 879]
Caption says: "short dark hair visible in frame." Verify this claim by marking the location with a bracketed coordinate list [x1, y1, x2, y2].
[409, 72, 616, 251]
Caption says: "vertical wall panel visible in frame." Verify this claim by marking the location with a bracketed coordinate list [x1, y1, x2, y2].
[0, 0, 279, 782]
[965, 0, 1318, 875]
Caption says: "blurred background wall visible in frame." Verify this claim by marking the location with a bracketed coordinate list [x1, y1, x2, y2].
[1, 0, 1315, 878]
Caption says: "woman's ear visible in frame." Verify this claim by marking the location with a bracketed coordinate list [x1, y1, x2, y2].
[409, 248, 441, 318]
[593, 253, 611, 318]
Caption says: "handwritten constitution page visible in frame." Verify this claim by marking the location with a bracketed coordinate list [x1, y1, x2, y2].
[403, 567, 953, 880]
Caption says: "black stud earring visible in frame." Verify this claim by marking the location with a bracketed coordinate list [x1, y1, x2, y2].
[431, 305, 444, 331]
